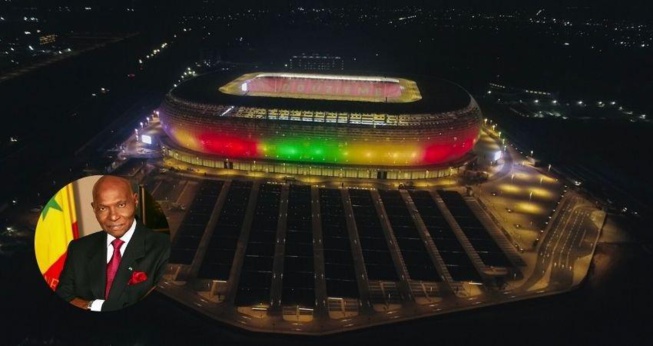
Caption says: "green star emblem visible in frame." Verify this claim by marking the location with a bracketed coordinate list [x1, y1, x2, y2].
[41, 197, 62, 220]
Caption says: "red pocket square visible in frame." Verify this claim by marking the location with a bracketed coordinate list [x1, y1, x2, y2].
[128, 271, 148, 285]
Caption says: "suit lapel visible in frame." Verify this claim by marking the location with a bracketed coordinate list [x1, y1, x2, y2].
[106, 223, 146, 303]
[87, 232, 107, 300]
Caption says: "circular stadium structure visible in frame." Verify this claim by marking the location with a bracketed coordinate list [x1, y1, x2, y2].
[159, 71, 483, 179]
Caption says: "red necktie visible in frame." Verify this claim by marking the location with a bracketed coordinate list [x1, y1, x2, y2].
[105, 238, 124, 299]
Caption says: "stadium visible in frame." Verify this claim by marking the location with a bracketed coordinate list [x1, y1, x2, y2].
[158, 71, 483, 179]
[152, 71, 528, 334]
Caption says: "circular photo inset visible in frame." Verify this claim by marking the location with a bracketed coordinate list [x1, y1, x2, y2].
[34, 175, 170, 312]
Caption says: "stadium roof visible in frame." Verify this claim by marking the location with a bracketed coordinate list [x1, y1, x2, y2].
[170, 70, 472, 115]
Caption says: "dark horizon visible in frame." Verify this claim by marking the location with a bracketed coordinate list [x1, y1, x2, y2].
[4, 0, 652, 13]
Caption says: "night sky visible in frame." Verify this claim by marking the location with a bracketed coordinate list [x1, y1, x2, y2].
[9, 0, 652, 11]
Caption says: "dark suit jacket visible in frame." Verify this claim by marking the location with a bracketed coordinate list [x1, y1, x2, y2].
[56, 222, 170, 311]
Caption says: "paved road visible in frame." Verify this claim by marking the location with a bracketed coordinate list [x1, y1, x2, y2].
[520, 192, 600, 291]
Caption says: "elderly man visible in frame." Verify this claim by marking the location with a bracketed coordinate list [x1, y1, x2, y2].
[56, 175, 170, 311]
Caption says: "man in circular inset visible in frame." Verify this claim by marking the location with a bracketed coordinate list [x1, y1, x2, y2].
[56, 175, 170, 311]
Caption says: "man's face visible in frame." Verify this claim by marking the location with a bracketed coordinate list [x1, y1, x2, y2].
[92, 178, 138, 238]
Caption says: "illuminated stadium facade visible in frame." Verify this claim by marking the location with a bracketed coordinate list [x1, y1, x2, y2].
[152, 72, 548, 335]
[159, 71, 482, 179]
